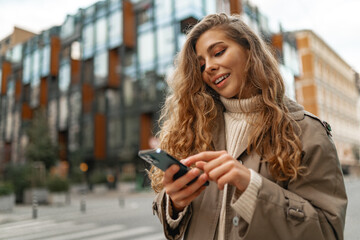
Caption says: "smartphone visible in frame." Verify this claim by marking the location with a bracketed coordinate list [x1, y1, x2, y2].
[138, 148, 209, 186]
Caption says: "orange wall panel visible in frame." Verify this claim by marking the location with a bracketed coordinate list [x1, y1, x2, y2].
[140, 113, 152, 150]
[108, 49, 120, 88]
[82, 83, 94, 113]
[15, 79, 22, 101]
[94, 113, 106, 160]
[40, 77, 48, 107]
[123, 0, 135, 48]
[22, 103, 33, 120]
[230, 0, 242, 14]
[71, 59, 81, 84]
[50, 37, 61, 76]
[297, 36, 310, 50]
[1, 62, 11, 95]
[301, 53, 314, 77]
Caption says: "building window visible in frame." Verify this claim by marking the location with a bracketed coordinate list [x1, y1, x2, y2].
[61, 15, 75, 39]
[95, 91, 106, 113]
[155, 0, 172, 25]
[124, 75, 135, 107]
[138, 31, 155, 70]
[108, 10, 122, 48]
[106, 89, 121, 113]
[31, 50, 41, 87]
[83, 118, 94, 150]
[94, 51, 108, 87]
[95, 17, 107, 51]
[125, 115, 139, 147]
[108, 118, 122, 149]
[41, 45, 51, 77]
[59, 96, 68, 131]
[59, 61, 71, 93]
[82, 24, 94, 59]
[69, 91, 81, 152]
[156, 25, 174, 63]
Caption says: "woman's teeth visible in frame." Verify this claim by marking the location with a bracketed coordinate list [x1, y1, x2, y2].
[215, 74, 230, 84]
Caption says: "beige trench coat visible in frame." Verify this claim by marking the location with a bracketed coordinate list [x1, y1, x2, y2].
[152, 98, 347, 240]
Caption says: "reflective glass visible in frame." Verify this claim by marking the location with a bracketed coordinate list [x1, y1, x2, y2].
[205, 0, 216, 14]
[11, 44, 23, 63]
[108, 117, 122, 149]
[59, 61, 71, 93]
[125, 115, 139, 147]
[48, 100, 58, 144]
[155, 0, 172, 25]
[82, 24, 94, 59]
[69, 91, 81, 151]
[61, 16, 75, 39]
[138, 31, 155, 66]
[59, 96, 68, 130]
[83, 119, 93, 150]
[106, 89, 121, 113]
[95, 17, 107, 51]
[94, 51, 108, 87]
[31, 50, 40, 87]
[41, 45, 51, 77]
[71, 41, 81, 60]
[96, 91, 106, 113]
[156, 25, 174, 61]
[124, 76, 135, 106]
[108, 10, 122, 48]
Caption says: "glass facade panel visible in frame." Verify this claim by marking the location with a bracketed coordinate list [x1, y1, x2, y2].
[59, 96, 68, 130]
[41, 45, 51, 77]
[61, 16, 75, 39]
[125, 115, 139, 147]
[106, 89, 121, 113]
[48, 100, 58, 144]
[156, 25, 174, 63]
[94, 51, 108, 87]
[138, 5, 153, 28]
[95, 17, 107, 51]
[96, 91, 106, 113]
[11, 44, 23, 63]
[23, 55, 32, 84]
[30, 86, 40, 108]
[205, 0, 216, 14]
[71, 41, 81, 60]
[155, 0, 172, 25]
[31, 50, 41, 87]
[138, 31, 155, 69]
[82, 24, 94, 59]
[124, 75, 135, 107]
[108, 117, 122, 149]
[108, 10, 122, 48]
[59, 61, 71, 93]
[83, 118, 93, 150]
[69, 91, 81, 152]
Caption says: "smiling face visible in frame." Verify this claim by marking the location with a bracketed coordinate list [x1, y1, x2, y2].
[195, 28, 252, 99]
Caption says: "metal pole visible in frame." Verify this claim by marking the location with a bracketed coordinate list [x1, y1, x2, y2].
[32, 192, 38, 219]
[80, 189, 86, 213]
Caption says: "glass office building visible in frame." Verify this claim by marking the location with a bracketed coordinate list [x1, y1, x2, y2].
[0, 0, 300, 179]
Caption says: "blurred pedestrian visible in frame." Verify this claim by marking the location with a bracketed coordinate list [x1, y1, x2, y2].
[149, 13, 347, 240]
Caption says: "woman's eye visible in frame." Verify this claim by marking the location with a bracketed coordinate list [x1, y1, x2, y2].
[200, 64, 205, 72]
[215, 49, 225, 57]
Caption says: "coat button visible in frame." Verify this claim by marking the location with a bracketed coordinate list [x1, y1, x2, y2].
[233, 216, 239, 226]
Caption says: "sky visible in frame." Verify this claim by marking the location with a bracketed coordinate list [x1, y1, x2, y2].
[0, 0, 359, 72]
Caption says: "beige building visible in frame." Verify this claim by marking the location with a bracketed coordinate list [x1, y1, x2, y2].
[0, 26, 35, 55]
[295, 30, 360, 167]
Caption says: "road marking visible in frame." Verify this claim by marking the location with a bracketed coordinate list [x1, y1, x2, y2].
[7, 223, 96, 240]
[46, 224, 126, 240]
[86, 226, 155, 240]
[132, 232, 166, 240]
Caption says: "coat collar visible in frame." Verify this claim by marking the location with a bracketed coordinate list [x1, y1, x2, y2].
[211, 96, 305, 158]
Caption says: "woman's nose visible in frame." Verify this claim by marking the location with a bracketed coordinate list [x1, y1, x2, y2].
[205, 60, 219, 73]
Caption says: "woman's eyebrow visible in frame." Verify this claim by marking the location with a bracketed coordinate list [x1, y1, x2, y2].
[197, 41, 224, 60]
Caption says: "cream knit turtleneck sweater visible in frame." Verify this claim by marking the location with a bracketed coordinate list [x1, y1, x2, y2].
[218, 95, 263, 240]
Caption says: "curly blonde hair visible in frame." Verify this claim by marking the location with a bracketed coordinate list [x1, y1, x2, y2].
[148, 13, 304, 193]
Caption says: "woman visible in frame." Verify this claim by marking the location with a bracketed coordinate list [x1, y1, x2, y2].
[149, 13, 347, 240]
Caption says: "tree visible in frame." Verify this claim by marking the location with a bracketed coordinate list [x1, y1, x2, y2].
[25, 110, 58, 170]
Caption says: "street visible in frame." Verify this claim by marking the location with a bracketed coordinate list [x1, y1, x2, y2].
[0, 177, 359, 240]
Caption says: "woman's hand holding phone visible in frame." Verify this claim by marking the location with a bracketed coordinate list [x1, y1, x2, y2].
[163, 164, 208, 213]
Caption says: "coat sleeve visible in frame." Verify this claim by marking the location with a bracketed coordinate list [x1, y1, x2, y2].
[243, 117, 348, 240]
[152, 189, 192, 240]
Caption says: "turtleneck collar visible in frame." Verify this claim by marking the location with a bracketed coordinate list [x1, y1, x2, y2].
[220, 95, 262, 114]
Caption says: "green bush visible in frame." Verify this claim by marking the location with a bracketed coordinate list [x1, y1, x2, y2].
[3, 164, 32, 202]
[0, 182, 14, 196]
[47, 176, 69, 193]
[89, 170, 108, 184]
